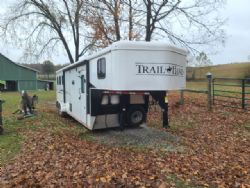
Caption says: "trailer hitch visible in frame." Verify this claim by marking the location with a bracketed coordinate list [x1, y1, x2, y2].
[150, 91, 169, 128]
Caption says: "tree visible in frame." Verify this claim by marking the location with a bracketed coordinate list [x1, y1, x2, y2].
[140, 0, 226, 50]
[1, 0, 226, 63]
[195, 52, 213, 67]
[125, 0, 144, 41]
[84, 0, 143, 48]
[0, 0, 90, 63]
[86, 0, 226, 51]
[190, 52, 212, 79]
[142, 0, 181, 41]
[84, 0, 122, 48]
[42, 60, 55, 79]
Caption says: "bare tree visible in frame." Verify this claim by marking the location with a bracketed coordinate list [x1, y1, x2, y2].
[1, 0, 226, 63]
[84, 0, 124, 48]
[142, 0, 181, 41]
[195, 52, 213, 67]
[141, 0, 226, 51]
[85, 0, 143, 47]
[86, 0, 226, 53]
[191, 51, 213, 79]
[128, 0, 133, 40]
[0, 0, 90, 63]
[125, 0, 144, 41]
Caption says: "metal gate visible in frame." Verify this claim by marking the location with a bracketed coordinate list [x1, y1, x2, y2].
[213, 78, 250, 110]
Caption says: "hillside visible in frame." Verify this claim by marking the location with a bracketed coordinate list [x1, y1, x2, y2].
[187, 62, 250, 80]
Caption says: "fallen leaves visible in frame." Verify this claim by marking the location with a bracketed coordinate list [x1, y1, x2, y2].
[0, 92, 250, 187]
[0, 129, 170, 187]
[154, 93, 250, 187]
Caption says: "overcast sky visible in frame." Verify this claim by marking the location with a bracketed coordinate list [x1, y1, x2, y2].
[0, 0, 250, 65]
[210, 0, 250, 64]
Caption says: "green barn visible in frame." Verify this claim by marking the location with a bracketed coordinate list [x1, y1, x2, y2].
[0, 53, 53, 91]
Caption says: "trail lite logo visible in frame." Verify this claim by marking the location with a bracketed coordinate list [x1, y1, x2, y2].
[136, 63, 184, 77]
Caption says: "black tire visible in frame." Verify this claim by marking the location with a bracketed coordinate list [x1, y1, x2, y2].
[127, 105, 146, 127]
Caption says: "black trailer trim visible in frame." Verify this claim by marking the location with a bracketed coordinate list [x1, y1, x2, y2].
[90, 89, 149, 116]
[63, 71, 66, 103]
[86, 60, 90, 114]
[63, 60, 89, 72]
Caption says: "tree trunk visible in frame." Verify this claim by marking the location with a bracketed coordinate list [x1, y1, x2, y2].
[145, 0, 152, 41]
[114, 1, 121, 41]
[128, 0, 133, 40]
[57, 30, 74, 63]
[75, 17, 80, 62]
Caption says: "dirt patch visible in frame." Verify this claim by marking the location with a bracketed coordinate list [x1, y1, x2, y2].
[91, 124, 184, 152]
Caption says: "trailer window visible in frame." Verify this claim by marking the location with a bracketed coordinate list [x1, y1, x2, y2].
[97, 58, 106, 79]
[81, 75, 85, 93]
[62, 75, 64, 85]
[59, 76, 61, 85]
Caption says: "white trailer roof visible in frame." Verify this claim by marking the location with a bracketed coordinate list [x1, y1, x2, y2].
[57, 41, 187, 73]
[110, 41, 187, 55]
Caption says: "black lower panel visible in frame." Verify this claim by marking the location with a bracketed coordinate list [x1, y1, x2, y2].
[90, 89, 149, 118]
[90, 89, 122, 116]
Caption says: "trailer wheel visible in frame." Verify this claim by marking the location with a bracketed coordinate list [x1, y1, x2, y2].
[127, 105, 146, 127]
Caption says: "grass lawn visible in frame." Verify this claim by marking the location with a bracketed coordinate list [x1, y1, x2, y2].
[0, 91, 57, 164]
[186, 81, 207, 90]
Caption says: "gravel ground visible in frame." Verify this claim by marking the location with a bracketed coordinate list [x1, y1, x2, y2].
[91, 124, 183, 152]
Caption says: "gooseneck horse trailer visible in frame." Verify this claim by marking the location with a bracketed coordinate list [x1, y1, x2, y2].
[56, 41, 187, 130]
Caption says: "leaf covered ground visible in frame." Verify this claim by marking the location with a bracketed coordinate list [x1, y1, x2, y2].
[0, 91, 250, 187]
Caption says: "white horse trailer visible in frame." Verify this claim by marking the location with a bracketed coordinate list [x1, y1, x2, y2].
[56, 41, 187, 130]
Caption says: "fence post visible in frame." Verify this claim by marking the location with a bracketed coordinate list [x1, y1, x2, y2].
[242, 79, 245, 110]
[212, 78, 215, 105]
[0, 99, 4, 134]
[163, 92, 169, 128]
[206, 72, 213, 111]
[179, 90, 184, 105]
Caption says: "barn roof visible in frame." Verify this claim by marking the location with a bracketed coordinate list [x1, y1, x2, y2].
[0, 53, 40, 73]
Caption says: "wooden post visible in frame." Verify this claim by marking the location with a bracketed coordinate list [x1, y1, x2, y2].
[179, 90, 184, 105]
[0, 100, 4, 134]
[163, 92, 169, 128]
[206, 72, 213, 111]
[242, 79, 245, 110]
